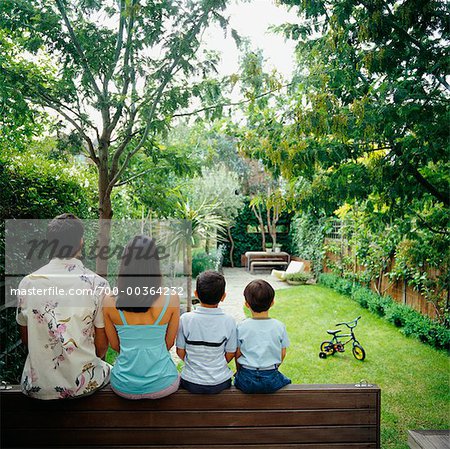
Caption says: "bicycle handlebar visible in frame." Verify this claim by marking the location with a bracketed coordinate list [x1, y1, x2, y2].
[336, 316, 362, 327]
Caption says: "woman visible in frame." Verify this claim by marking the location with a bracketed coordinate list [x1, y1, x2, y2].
[103, 235, 180, 399]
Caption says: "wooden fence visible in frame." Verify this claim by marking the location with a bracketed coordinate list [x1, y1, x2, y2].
[323, 239, 445, 321]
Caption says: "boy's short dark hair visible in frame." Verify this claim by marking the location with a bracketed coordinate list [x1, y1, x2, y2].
[47, 213, 84, 258]
[244, 279, 275, 313]
[196, 270, 226, 305]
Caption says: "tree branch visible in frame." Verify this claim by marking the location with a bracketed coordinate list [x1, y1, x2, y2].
[371, 0, 450, 92]
[409, 165, 449, 207]
[107, 0, 137, 134]
[103, 0, 126, 95]
[107, 8, 213, 193]
[172, 83, 292, 118]
[114, 167, 165, 187]
[40, 95, 99, 164]
[55, 0, 103, 99]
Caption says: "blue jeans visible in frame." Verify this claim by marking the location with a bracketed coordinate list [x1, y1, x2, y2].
[180, 377, 232, 394]
[234, 367, 291, 394]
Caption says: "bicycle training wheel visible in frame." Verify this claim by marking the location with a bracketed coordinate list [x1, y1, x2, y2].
[352, 344, 366, 361]
[320, 341, 335, 356]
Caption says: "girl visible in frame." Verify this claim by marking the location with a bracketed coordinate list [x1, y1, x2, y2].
[103, 235, 180, 399]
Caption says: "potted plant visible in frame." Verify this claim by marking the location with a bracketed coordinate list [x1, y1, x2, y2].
[285, 272, 312, 285]
[265, 243, 273, 253]
[274, 243, 282, 253]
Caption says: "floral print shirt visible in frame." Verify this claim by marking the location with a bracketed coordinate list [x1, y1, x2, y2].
[16, 258, 110, 400]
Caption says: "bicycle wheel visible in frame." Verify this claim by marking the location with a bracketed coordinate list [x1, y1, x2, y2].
[352, 344, 366, 361]
[320, 341, 335, 355]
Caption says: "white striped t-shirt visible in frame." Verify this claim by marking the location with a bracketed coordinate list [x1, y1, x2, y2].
[176, 306, 237, 385]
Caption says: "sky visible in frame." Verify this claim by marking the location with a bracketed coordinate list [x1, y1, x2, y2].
[203, 0, 299, 80]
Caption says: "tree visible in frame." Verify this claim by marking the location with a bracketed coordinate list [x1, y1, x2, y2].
[0, 0, 228, 274]
[249, 197, 266, 250]
[183, 165, 244, 263]
[249, 183, 288, 249]
[244, 0, 448, 215]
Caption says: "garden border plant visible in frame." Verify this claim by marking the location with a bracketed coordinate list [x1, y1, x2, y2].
[319, 273, 450, 351]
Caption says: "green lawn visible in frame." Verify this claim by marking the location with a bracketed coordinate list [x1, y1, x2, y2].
[271, 285, 449, 449]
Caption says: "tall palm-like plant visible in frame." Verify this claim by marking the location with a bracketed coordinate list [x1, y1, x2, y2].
[171, 198, 226, 311]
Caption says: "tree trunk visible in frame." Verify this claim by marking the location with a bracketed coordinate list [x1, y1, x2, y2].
[259, 221, 266, 250]
[96, 157, 113, 277]
[186, 243, 193, 312]
[252, 204, 266, 250]
[267, 208, 277, 247]
[227, 225, 235, 268]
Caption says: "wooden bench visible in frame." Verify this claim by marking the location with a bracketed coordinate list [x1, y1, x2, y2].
[1, 384, 380, 448]
[250, 260, 288, 273]
[245, 251, 290, 272]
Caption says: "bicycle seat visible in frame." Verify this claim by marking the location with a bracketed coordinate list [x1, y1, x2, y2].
[327, 329, 342, 335]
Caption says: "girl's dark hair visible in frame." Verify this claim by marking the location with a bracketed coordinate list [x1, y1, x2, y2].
[116, 235, 162, 313]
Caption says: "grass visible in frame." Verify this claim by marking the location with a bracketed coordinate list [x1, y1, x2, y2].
[105, 283, 449, 448]
[270, 285, 449, 449]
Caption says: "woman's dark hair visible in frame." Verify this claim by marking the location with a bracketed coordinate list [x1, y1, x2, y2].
[244, 279, 275, 313]
[47, 213, 84, 258]
[116, 235, 162, 313]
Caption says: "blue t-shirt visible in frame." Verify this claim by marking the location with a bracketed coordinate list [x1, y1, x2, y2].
[176, 306, 237, 385]
[237, 318, 290, 369]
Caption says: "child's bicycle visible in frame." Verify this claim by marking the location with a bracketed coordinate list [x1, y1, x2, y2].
[319, 316, 366, 361]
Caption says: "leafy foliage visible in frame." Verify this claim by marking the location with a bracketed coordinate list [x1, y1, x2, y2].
[192, 246, 224, 278]
[0, 151, 96, 382]
[290, 212, 329, 278]
[0, 152, 96, 222]
[235, 0, 449, 323]
[222, 199, 293, 267]
[285, 272, 312, 284]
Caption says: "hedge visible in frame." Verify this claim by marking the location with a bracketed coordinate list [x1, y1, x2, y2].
[0, 155, 96, 383]
[319, 273, 450, 351]
[222, 199, 293, 267]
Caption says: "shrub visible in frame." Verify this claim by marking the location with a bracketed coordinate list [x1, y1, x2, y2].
[366, 292, 391, 317]
[352, 287, 372, 308]
[318, 273, 339, 289]
[0, 154, 96, 383]
[319, 273, 450, 351]
[192, 246, 224, 278]
[285, 272, 312, 284]
[384, 302, 418, 328]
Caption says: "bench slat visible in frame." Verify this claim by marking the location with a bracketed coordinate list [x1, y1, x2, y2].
[3, 409, 377, 428]
[1, 388, 378, 411]
[2, 445, 378, 449]
[4, 426, 377, 446]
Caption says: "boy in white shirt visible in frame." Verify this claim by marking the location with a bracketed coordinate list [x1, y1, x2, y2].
[234, 279, 291, 393]
[176, 271, 236, 394]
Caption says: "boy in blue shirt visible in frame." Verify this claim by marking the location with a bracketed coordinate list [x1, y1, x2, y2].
[234, 279, 291, 393]
[176, 271, 236, 394]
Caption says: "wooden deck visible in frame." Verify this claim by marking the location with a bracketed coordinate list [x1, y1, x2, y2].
[408, 430, 450, 449]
